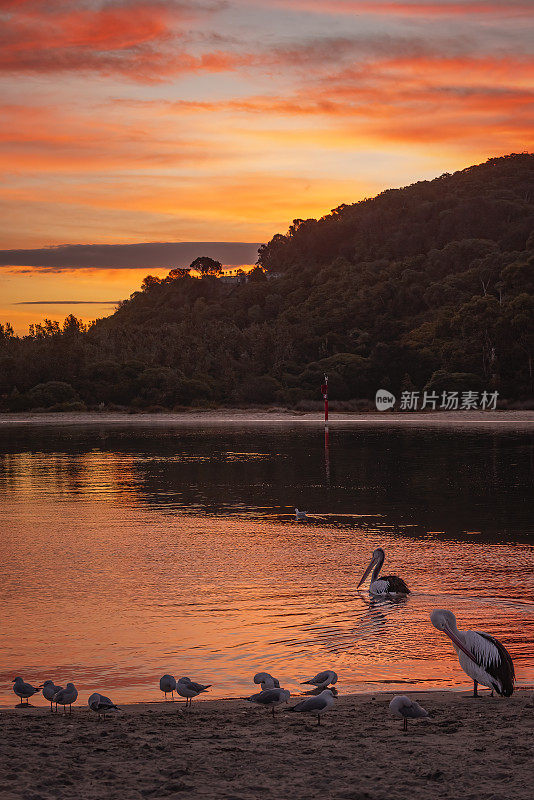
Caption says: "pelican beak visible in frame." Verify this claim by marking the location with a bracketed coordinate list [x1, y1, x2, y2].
[357, 556, 377, 589]
[443, 626, 478, 665]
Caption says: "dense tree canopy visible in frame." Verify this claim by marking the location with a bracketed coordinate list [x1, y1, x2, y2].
[1, 154, 533, 411]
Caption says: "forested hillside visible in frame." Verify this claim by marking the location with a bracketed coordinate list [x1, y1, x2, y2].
[1, 154, 533, 411]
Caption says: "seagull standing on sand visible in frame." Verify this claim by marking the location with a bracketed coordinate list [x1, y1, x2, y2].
[176, 678, 205, 706]
[430, 609, 515, 697]
[53, 683, 78, 715]
[42, 680, 63, 712]
[301, 670, 338, 689]
[12, 677, 41, 705]
[159, 674, 177, 700]
[178, 677, 211, 694]
[295, 508, 307, 521]
[88, 693, 120, 720]
[389, 695, 429, 732]
[357, 547, 410, 595]
[288, 689, 336, 725]
[253, 672, 280, 690]
[246, 688, 290, 717]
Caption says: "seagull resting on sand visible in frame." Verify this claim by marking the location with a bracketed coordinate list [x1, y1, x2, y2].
[178, 677, 211, 694]
[288, 688, 336, 725]
[389, 695, 429, 732]
[53, 683, 78, 715]
[88, 693, 120, 720]
[301, 670, 338, 689]
[159, 674, 177, 700]
[253, 672, 280, 690]
[42, 680, 63, 712]
[12, 677, 41, 705]
[246, 688, 290, 717]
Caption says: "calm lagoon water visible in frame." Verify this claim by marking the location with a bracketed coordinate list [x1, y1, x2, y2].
[0, 421, 533, 707]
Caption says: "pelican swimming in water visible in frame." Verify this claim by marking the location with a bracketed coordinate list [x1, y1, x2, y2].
[430, 610, 515, 697]
[357, 547, 410, 595]
[389, 695, 429, 732]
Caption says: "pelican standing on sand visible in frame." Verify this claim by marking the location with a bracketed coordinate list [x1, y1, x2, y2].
[54, 683, 78, 714]
[159, 674, 177, 700]
[430, 610, 515, 697]
[389, 695, 429, 731]
[42, 680, 63, 712]
[357, 547, 410, 595]
[12, 677, 41, 705]
[301, 670, 338, 689]
[246, 688, 290, 716]
[289, 689, 336, 725]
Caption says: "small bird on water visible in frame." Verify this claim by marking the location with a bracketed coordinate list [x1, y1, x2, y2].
[288, 688, 336, 725]
[295, 508, 307, 521]
[389, 695, 429, 732]
[12, 677, 41, 705]
[430, 609, 515, 697]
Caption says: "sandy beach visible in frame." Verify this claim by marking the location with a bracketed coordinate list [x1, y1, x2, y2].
[1, 409, 533, 429]
[1, 690, 532, 800]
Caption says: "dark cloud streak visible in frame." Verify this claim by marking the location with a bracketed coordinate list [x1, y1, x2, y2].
[0, 242, 262, 270]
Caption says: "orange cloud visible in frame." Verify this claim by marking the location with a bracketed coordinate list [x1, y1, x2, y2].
[0, 0, 241, 81]
[264, 1, 534, 17]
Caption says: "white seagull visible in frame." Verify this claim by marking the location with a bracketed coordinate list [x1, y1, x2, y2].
[88, 693, 120, 719]
[176, 678, 205, 706]
[295, 508, 307, 521]
[389, 695, 429, 732]
[178, 677, 211, 694]
[246, 688, 290, 717]
[12, 677, 41, 705]
[301, 670, 338, 689]
[159, 674, 177, 700]
[357, 547, 410, 595]
[53, 683, 78, 714]
[253, 672, 280, 690]
[42, 680, 63, 712]
[288, 688, 336, 725]
[430, 609, 515, 697]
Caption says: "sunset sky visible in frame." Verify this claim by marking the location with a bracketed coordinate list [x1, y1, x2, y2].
[1, 0, 532, 332]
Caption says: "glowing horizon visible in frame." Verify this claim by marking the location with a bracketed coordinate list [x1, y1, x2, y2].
[1, 0, 532, 332]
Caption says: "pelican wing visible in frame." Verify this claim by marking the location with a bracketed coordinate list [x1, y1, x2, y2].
[472, 631, 515, 696]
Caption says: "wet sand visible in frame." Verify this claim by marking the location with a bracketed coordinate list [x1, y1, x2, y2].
[1, 409, 533, 428]
[1, 690, 532, 800]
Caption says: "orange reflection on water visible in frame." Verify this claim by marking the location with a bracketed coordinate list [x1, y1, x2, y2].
[0, 438, 533, 708]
